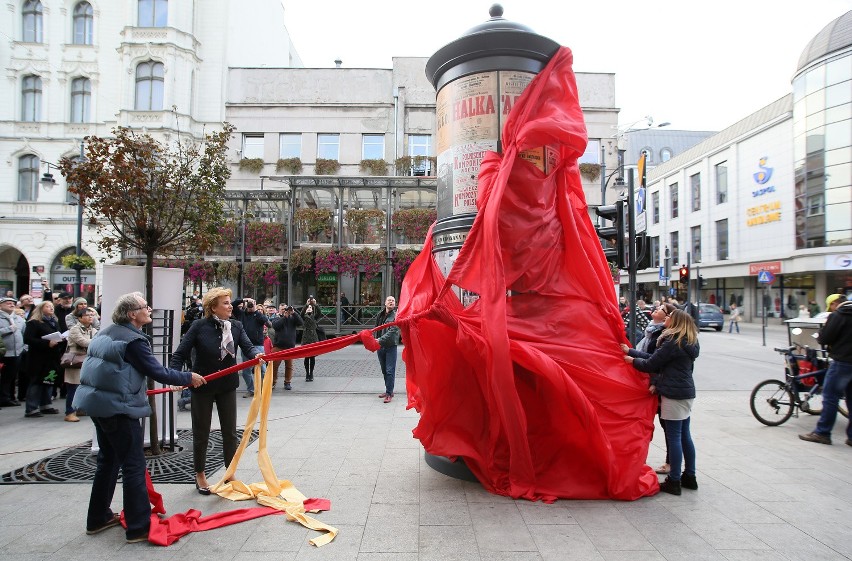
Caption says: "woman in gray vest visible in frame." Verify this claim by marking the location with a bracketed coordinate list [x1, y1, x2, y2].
[74, 292, 205, 543]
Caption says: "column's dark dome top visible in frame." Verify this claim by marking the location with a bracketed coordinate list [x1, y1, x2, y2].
[797, 10, 852, 73]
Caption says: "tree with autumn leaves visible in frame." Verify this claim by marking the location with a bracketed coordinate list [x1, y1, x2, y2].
[59, 124, 233, 454]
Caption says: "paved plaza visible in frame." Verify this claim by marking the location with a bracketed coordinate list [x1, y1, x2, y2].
[0, 321, 850, 560]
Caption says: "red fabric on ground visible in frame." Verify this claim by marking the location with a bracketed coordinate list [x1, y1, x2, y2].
[147, 507, 282, 546]
[396, 46, 658, 501]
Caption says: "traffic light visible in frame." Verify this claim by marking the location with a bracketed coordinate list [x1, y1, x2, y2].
[595, 200, 627, 269]
[679, 264, 689, 283]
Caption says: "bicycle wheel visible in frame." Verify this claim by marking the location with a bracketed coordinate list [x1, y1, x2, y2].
[800, 390, 823, 416]
[750, 380, 795, 426]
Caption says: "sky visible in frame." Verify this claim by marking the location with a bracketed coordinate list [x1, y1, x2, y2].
[281, 0, 851, 132]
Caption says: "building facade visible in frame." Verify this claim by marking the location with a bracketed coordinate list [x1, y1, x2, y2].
[0, 0, 300, 299]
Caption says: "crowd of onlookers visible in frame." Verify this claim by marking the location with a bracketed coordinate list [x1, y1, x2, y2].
[0, 281, 101, 421]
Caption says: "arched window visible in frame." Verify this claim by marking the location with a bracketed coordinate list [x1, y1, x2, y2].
[138, 0, 168, 27]
[22, 0, 43, 42]
[73, 2, 94, 45]
[640, 147, 653, 164]
[71, 77, 91, 122]
[134, 61, 164, 110]
[660, 148, 673, 163]
[22, 75, 42, 122]
[18, 155, 40, 201]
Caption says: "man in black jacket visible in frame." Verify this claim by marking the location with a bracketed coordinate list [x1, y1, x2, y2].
[800, 294, 852, 446]
[270, 304, 302, 390]
[232, 297, 271, 397]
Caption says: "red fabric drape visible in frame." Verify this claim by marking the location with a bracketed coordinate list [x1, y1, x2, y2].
[397, 46, 658, 501]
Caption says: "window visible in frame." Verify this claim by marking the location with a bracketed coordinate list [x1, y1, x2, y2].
[138, 0, 168, 27]
[650, 236, 659, 268]
[73, 2, 93, 45]
[362, 134, 384, 160]
[715, 162, 728, 204]
[22, 0, 43, 42]
[579, 139, 600, 163]
[242, 135, 264, 159]
[317, 134, 339, 160]
[670, 183, 679, 218]
[134, 61, 164, 110]
[21, 75, 42, 121]
[640, 148, 652, 164]
[716, 219, 728, 260]
[806, 193, 824, 216]
[652, 191, 660, 224]
[670, 232, 679, 265]
[279, 133, 301, 159]
[691, 226, 702, 263]
[18, 155, 39, 201]
[409, 134, 432, 174]
[660, 148, 672, 162]
[70, 77, 91, 122]
[690, 173, 701, 211]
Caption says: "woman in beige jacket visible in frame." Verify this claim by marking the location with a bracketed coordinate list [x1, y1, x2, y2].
[65, 306, 97, 422]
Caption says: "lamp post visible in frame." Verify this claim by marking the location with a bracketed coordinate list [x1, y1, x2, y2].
[74, 141, 85, 298]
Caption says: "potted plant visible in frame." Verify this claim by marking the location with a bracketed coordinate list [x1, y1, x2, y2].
[61, 254, 96, 270]
[313, 248, 340, 274]
[394, 156, 412, 175]
[314, 158, 340, 175]
[276, 157, 303, 174]
[295, 208, 333, 240]
[239, 158, 265, 174]
[359, 248, 386, 280]
[243, 262, 267, 287]
[346, 208, 385, 243]
[579, 162, 601, 182]
[262, 262, 283, 286]
[359, 159, 388, 176]
[245, 221, 286, 255]
[393, 207, 437, 242]
[392, 248, 420, 282]
[289, 247, 314, 273]
[188, 261, 215, 284]
[215, 261, 238, 283]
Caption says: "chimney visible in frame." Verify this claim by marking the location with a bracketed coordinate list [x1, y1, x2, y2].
[334, 58, 342, 68]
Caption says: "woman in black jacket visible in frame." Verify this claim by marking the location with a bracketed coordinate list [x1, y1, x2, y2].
[170, 287, 261, 494]
[624, 309, 699, 496]
[23, 301, 65, 417]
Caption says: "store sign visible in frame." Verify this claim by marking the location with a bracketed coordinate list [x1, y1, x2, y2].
[53, 274, 95, 284]
[746, 200, 781, 226]
[317, 274, 337, 282]
[748, 261, 782, 275]
[825, 254, 852, 271]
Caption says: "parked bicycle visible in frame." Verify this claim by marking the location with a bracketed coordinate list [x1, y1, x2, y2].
[750, 343, 849, 426]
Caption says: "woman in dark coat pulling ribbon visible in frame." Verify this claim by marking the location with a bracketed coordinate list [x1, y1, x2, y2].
[624, 309, 700, 496]
[170, 287, 262, 494]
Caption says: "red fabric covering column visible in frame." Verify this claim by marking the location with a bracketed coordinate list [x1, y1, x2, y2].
[398, 46, 658, 501]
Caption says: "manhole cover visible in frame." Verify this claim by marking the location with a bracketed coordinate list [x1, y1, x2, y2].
[1, 429, 258, 484]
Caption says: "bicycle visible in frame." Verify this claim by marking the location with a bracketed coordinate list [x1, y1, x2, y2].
[750, 344, 849, 426]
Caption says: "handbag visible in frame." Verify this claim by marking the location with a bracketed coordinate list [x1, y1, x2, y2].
[60, 351, 86, 368]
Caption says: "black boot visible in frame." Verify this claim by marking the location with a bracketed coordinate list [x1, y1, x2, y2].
[659, 476, 681, 495]
[680, 473, 698, 490]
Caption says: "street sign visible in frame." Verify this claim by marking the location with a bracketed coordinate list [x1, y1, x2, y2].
[757, 270, 775, 284]
[659, 278, 668, 287]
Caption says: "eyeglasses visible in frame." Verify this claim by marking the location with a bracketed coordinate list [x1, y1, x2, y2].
[131, 305, 152, 312]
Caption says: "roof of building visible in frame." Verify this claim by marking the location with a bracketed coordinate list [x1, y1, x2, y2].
[624, 129, 716, 166]
[796, 10, 852, 73]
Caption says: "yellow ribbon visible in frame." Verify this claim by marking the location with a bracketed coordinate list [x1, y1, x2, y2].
[209, 364, 338, 547]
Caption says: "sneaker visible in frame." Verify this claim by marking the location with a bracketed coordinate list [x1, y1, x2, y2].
[799, 432, 832, 445]
[658, 476, 681, 496]
[64, 413, 80, 422]
[126, 533, 148, 544]
[680, 473, 698, 490]
[284, 383, 292, 391]
[86, 513, 121, 535]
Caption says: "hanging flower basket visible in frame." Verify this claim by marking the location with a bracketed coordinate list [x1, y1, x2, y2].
[314, 158, 340, 175]
[239, 158, 265, 174]
[313, 248, 339, 274]
[215, 261, 239, 283]
[276, 157, 303, 174]
[579, 163, 601, 182]
[262, 262, 283, 286]
[61, 254, 96, 270]
[246, 221, 286, 255]
[295, 208, 333, 239]
[392, 249, 420, 282]
[346, 208, 385, 243]
[358, 248, 386, 280]
[393, 208, 436, 242]
[359, 159, 388, 176]
[243, 262, 267, 287]
[289, 248, 314, 273]
[188, 261, 215, 283]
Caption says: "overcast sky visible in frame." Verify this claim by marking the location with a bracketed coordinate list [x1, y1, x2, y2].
[281, 0, 850, 132]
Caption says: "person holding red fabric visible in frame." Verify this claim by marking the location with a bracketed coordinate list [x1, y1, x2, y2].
[375, 296, 400, 403]
[624, 309, 699, 495]
[74, 292, 206, 543]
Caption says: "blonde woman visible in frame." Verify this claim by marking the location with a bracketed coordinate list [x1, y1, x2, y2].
[23, 301, 65, 417]
[169, 287, 262, 494]
[624, 309, 699, 495]
[64, 306, 97, 422]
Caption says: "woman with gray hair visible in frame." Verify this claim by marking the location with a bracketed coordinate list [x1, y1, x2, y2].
[74, 292, 206, 543]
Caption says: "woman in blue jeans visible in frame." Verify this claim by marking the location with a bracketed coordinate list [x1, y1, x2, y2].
[624, 309, 700, 495]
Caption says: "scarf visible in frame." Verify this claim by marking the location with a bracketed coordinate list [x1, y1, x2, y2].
[214, 316, 235, 360]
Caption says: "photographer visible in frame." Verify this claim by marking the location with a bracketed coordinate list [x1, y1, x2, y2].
[232, 297, 271, 397]
[270, 304, 303, 391]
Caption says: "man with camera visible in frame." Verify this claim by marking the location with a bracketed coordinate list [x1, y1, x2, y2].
[232, 297, 271, 397]
[270, 304, 303, 390]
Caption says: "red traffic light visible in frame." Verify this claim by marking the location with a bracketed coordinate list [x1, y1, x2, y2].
[679, 265, 689, 282]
